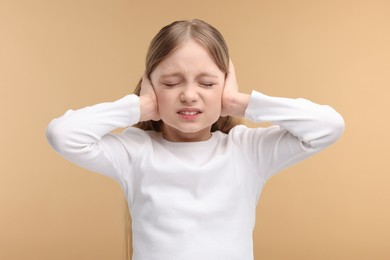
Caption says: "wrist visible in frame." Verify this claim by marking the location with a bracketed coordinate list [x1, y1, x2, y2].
[139, 95, 158, 122]
[224, 93, 250, 118]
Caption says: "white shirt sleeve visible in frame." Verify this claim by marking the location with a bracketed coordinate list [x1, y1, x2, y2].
[235, 90, 345, 182]
[45, 94, 141, 191]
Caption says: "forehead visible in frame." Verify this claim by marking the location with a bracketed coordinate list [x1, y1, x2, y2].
[152, 39, 223, 78]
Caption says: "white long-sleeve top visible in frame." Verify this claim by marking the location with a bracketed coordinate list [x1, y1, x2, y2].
[46, 90, 344, 260]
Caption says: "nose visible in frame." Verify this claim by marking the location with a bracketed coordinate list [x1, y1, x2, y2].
[180, 84, 199, 103]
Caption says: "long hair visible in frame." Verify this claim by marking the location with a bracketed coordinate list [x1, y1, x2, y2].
[133, 19, 240, 133]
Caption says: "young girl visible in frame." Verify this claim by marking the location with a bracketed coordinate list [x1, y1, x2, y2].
[46, 19, 344, 260]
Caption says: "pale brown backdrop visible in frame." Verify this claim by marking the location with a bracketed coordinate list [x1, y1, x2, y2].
[1, 0, 389, 259]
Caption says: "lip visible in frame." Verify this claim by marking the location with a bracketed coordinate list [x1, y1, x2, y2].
[177, 108, 202, 120]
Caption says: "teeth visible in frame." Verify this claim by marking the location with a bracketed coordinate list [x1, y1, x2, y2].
[180, 111, 198, 115]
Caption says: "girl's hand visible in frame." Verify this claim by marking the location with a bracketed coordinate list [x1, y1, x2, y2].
[221, 60, 250, 118]
[139, 73, 160, 121]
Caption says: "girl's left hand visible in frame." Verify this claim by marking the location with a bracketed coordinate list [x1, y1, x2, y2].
[221, 60, 249, 118]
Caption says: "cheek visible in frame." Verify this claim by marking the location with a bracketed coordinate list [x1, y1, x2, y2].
[211, 87, 224, 104]
[154, 91, 174, 116]
[207, 90, 223, 116]
[154, 89, 169, 103]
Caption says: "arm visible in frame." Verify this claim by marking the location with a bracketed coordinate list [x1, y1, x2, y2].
[46, 75, 160, 184]
[45, 94, 141, 184]
[244, 91, 345, 149]
[223, 61, 345, 181]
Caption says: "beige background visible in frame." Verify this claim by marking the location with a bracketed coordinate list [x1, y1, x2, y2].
[1, 0, 389, 259]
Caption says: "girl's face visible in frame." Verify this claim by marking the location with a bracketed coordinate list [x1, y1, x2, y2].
[150, 39, 225, 142]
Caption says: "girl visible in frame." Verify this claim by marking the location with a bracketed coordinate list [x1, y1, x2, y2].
[46, 19, 344, 260]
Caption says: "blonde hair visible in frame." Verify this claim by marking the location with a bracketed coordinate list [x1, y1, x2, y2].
[133, 19, 240, 133]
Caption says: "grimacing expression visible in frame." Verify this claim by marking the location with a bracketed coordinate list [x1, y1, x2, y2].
[150, 39, 225, 142]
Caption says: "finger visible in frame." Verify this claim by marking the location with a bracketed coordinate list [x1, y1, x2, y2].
[141, 73, 153, 87]
[229, 59, 235, 73]
[225, 59, 238, 90]
[140, 73, 155, 97]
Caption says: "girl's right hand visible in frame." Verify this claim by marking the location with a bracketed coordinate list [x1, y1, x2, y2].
[139, 73, 161, 122]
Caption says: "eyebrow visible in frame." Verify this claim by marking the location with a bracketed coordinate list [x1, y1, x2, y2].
[160, 72, 219, 79]
[160, 72, 182, 79]
[197, 72, 219, 79]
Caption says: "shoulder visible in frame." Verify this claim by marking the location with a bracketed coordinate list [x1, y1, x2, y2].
[122, 126, 151, 139]
[107, 126, 160, 149]
[227, 124, 282, 140]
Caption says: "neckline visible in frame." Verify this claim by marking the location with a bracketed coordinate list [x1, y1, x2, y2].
[159, 132, 219, 147]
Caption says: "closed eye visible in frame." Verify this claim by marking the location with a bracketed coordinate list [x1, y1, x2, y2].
[200, 82, 215, 88]
[162, 82, 180, 87]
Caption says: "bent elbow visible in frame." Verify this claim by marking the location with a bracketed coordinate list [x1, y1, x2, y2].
[328, 109, 345, 144]
[303, 107, 345, 149]
[45, 118, 67, 153]
[46, 114, 100, 159]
